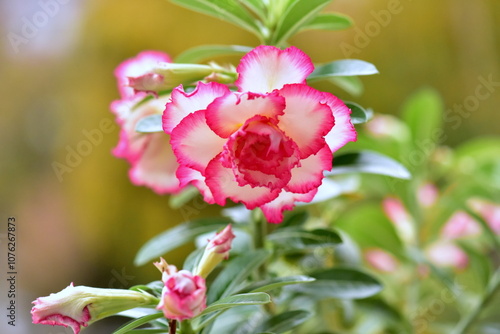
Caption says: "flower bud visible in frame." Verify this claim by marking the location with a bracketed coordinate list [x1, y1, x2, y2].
[194, 225, 236, 278]
[382, 197, 416, 245]
[365, 248, 399, 272]
[441, 211, 481, 239]
[154, 259, 206, 321]
[31, 283, 158, 334]
[426, 242, 468, 269]
[128, 63, 218, 95]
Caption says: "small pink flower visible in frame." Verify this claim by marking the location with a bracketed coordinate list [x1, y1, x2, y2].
[382, 197, 416, 244]
[163, 46, 357, 223]
[441, 211, 481, 239]
[112, 51, 183, 194]
[154, 259, 206, 321]
[31, 284, 157, 334]
[195, 225, 236, 278]
[426, 242, 468, 269]
[417, 182, 439, 208]
[365, 248, 399, 272]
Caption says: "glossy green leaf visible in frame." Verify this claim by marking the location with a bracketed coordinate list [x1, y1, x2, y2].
[268, 228, 342, 250]
[327, 151, 411, 179]
[272, 0, 331, 45]
[135, 115, 163, 133]
[170, 0, 261, 35]
[129, 330, 169, 333]
[134, 218, 230, 266]
[256, 310, 311, 333]
[401, 88, 443, 150]
[289, 267, 383, 299]
[300, 12, 353, 31]
[239, 275, 316, 294]
[207, 249, 270, 303]
[345, 101, 370, 124]
[175, 44, 253, 63]
[112, 313, 165, 334]
[198, 292, 271, 317]
[328, 76, 364, 96]
[309, 59, 379, 80]
[238, 0, 266, 20]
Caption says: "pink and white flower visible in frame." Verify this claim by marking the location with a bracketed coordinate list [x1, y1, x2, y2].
[112, 51, 183, 194]
[31, 284, 157, 334]
[154, 259, 206, 321]
[426, 242, 469, 269]
[163, 46, 357, 223]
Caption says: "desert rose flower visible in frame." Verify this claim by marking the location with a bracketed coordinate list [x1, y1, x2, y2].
[163, 46, 357, 223]
[195, 225, 236, 278]
[154, 259, 207, 321]
[112, 51, 184, 194]
[31, 284, 158, 334]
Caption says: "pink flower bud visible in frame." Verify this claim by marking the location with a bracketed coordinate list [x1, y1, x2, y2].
[441, 211, 481, 239]
[417, 182, 439, 208]
[31, 283, 158, 334]
[365, 248, 399, 272]
[469, 198, 500, 234]
[426, 242, 468, 269]
[156, 268, 207, 321]
[382, 197, 416, 244]
[194, 225, 235, 278]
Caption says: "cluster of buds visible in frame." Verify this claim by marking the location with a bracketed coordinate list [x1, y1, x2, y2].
[32, 225, 235, 333]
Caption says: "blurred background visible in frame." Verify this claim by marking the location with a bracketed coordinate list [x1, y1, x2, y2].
[0, 0, 498, 332]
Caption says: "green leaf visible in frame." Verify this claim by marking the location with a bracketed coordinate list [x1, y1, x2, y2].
[268, 228, 342, 251]
[175, 44, 253, 63]
[135, 115, 163, 133]
[183, 247, 205, 273]
[129, 330, 169, 333]
[207, 249, 270, 303]
[327, 76, 364, 96]
[256, 310, 311, 333]
[112, 313, 165, 334]
[134, 218, 230, 266]
[239, 275, 316, 294]
[401, 88, 443, 150]
[309, 59, 379, 80]
[345, 101, 370, 124]
[271, 0, 331, 46]
[289, 268, 383, 299]
[327, 151, 411, 179]
[168, 186, 200, 209]
[170, 0, 261, 35]
[198, 292, 271, 317]
[238, 0, 266, 20]
[300, 12, 353, 31]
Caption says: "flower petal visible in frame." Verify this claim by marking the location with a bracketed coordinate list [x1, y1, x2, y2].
[322, 93, 357, 152]
[171, 110, 226, 173]
[277, 84, 334, 158]
[176, 166, 215, 204]
[285, 145, 332, 194]
[260, 189, 318, 224]
[205, 156, 280, 209]
[205, 91, 285, 138]
[129, 133, 182, 194]
[235, 46, 314, 93]
[163, 82, 229, 133]
[115, 51, 171, 99]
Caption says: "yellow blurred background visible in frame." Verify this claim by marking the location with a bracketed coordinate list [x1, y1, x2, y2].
[0, 0, 499, 332]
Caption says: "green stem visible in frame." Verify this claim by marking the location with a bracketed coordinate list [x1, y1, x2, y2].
[451, 268, 500, 334]
[180, 320, 194, 334]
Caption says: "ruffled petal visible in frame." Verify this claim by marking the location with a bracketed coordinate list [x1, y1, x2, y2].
[163, 82, 229, 133]
[277, 84, 334, 158]
[285, 145, 332, 194]
[176, 166, 215, 204]
[129, 133, 182, 194]
[235, 46, 314, 93]
[322, 93, 357, 152]
[205, 156, 280, 209]
[205, 91, 285, 138]
[260, 189, 318, 224]
[171, 110, 226, 173]
[115, 51, 171, 99]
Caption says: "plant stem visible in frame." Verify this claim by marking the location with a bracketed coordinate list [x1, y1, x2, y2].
[180, 320, 194, 334]
[169, 320, 177, 334]
[451, 267, 500, 334]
